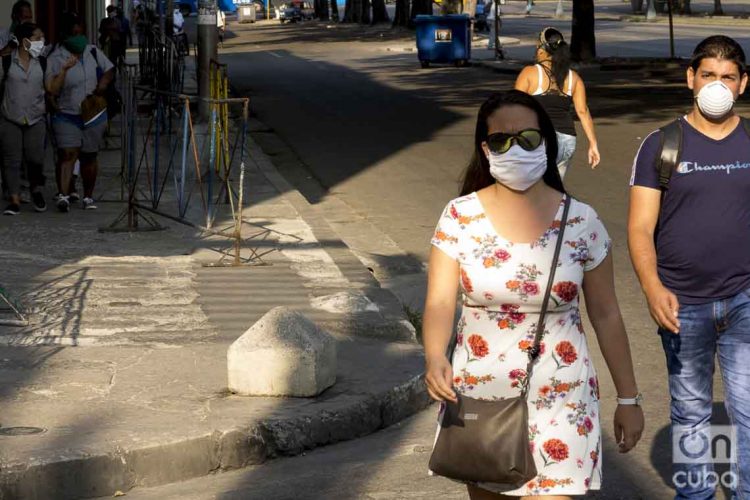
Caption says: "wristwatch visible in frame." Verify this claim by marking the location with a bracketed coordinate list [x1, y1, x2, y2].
[616, 393, 643, 406]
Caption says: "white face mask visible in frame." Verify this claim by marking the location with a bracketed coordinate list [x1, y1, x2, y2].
[487, 143, 548, 191]
[26, 39, 44, 58]
[695, 81, 736, 119]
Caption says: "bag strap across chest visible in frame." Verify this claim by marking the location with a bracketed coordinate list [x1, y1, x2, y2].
[521, 194, 572, 397]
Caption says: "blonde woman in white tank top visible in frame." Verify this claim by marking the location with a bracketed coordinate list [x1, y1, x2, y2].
[515, 27, 601, 179]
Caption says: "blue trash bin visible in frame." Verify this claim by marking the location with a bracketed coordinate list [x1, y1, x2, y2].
[415, 14, 471, 68]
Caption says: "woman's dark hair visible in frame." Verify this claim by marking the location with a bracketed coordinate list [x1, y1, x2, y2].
[539, 27, 571, 92]
[11, 1, 31, 23]
[460, 90, 565, 196]
[690, 35, 746, 75]
[13, 21, 37, 42]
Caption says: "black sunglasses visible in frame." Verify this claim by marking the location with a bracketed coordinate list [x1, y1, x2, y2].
[486, 129, 543, 154]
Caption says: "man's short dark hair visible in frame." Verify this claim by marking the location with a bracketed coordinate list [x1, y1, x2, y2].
[690, 35, 747, 74]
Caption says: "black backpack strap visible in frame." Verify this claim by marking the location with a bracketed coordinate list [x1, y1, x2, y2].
[741, 116, 750, 138]
[39, 55, 46, 75]
[657, 119, 683, 191]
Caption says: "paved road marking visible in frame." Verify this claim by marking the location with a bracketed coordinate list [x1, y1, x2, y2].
[267, 51, 282, 58]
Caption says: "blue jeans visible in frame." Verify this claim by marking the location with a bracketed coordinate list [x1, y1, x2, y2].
[660, 288, 750, 499]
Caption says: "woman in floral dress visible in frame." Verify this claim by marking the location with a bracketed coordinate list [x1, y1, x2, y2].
[423, 91, 644, 499]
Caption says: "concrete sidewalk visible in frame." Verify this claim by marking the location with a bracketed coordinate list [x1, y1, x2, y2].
[0, 56, 427, 499]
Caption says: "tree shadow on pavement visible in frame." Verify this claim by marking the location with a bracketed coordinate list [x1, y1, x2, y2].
[356, 54, 699, 124]
[224, 49, 464, 204]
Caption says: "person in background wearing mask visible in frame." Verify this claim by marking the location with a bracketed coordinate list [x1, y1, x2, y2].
[629, 35, 750, 499]
[0, 0, 33, 56]
[1, 23, 47, 215]
[515, 27, 600, 179]
[423, 90, 643, 499]
[45, 13, 114, 212]
[0, 0, 33, 201]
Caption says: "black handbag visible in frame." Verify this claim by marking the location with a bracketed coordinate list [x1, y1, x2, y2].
[429, 195, 572, 488]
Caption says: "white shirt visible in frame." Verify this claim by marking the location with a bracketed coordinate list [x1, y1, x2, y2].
[173, 9, 185, 33]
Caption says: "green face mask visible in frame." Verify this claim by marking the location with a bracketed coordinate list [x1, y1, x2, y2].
[63, 35, 88, 54]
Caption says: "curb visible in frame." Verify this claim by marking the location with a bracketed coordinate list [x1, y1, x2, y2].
[0, 74, 428, 499]
[0, 376, 431, 499]
[619, 12, 750, 26]
[246, 120, 417, 340]
[385, 36, 521, 53]
[471, 56, 689, 75]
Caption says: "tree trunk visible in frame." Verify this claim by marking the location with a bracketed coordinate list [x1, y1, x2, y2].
[315, 0, 329, 19]
[673, 0, 691, 13]
[371, 0, 390, 23]
[361, 0, 372, 23]
[410, 0, 432, 21]
[571, 0, 596, 62]
[392, 0, 410, 26]
[344, 0, 357, 21]
[331, 0, 340, 20]
[713, 0, 723, 15]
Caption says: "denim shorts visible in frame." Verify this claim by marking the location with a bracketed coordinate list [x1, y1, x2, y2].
[555, 132, 577, 179]
[52, 113, 107, 153]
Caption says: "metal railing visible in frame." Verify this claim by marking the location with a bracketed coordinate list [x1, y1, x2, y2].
[104, 64, 268, 266]
[138, 26, 185, 94]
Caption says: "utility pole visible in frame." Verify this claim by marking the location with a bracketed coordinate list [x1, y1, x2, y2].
[197, 0, 218, 120]
[165, 0, 174, 37]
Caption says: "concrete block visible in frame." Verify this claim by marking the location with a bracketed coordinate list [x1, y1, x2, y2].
[227, 307, 336, 397]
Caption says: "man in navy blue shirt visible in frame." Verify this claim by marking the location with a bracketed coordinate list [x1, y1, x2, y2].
[629, 36, 750, 499]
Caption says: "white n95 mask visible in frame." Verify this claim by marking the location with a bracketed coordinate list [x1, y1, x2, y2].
[696, 81, 735, 119]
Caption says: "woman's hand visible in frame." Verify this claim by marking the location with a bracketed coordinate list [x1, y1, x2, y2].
[425, 355, 457, 403]
[614, 405, 644, 453]
[63, 55, 78, 71]
[588, 142, 601, 168]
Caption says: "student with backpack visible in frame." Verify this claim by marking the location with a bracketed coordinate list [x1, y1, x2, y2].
[1, 23, 47, 215]
[629, 35, 750, 499]
[44, 13, 114, 213]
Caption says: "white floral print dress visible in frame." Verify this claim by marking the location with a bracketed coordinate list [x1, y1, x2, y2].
[430, 192, 611, 496]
